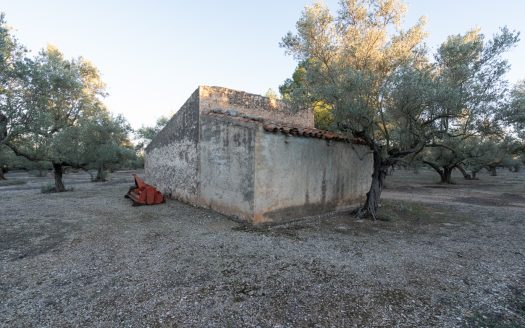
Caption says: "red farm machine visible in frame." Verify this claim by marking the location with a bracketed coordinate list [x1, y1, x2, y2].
[125, 174, 165, 206]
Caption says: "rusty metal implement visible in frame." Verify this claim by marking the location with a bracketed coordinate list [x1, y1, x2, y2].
[125, 174, 165, 206]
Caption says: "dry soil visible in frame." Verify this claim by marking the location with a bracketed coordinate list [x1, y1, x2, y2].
[1, 169, 524, 327]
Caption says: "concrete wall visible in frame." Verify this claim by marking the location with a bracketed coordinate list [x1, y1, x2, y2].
[199, 86, 314, 128]
[253, 130, 373, 223]
[145, 88, 200, 201]
[145, 85, 373, 224]
[198, 115, 257, 220]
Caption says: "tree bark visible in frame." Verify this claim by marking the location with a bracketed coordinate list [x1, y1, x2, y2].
[52, 163, 66, 192]
[0, 165, 7, 180]
[0, 113, 7, 142]
[357, 147, 388, 220]
[471, 170, 478, 180]
[423, 161, 454, 184]
[440, 166, 453, 184]
[488, 166, 497, 176]
[95, 164, 106, 182]
[456, 165, 472, 180]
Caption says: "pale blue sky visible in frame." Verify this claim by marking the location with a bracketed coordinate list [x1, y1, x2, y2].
[1, 1, 524, 129]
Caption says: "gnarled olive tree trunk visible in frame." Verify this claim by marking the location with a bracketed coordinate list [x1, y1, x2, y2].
[440, 167, 454, 184]
[357, 146, 389, 220]
[92, 163, 107, 182]
[488, 166, 497, 176]
[52, 163, 66, 192]
[423, 161, 455, 184]
[457, 165, 472, 180]
[1, 113, 8, 180]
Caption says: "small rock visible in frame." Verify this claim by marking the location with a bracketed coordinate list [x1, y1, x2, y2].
[226, 109, 239, 116]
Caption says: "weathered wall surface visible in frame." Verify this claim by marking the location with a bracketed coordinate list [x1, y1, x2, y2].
[198, 116, 256, 220]
[145, 85, 373, 224]
[199, 86, 314, 128]
[253, 131, 373, 223]
[145, 88, 200, 201]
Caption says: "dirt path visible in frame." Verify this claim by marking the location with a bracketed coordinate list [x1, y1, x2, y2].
[1, 169, 524, 327]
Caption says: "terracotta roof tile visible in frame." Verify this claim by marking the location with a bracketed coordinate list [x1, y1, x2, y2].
[208, 109, 366, 145]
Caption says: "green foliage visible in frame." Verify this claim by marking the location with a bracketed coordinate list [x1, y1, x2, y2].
[281, 0, 432, 217]
[281, 0, 429, 147]
[421, 27, 520, 178]
[0, 13, 33, 145]
[507, 81, 525, 145]
[5, 43, 108, 160]
[281, 1, 520, 182]
[135, 116, 169, 150]
[0, 145, 49, 171]
[281, 0, 521, 217]
[312, 101, 334, 130]
[1, 13, 136, 190]
[53, 112, 135, 175]
[279, 62, 307, 102]
[503, 80, 525, 164]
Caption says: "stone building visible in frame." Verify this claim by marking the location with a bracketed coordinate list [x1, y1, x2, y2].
[145, 86, 373, 223]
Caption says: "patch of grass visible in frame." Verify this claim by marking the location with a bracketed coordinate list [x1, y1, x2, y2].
[379, 200, 466, 225]
[379, 200, 430, 222]
[0, 179, 26, 186]
[40, 184, 57, 193]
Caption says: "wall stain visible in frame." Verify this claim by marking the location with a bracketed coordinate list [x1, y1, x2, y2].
[321, 168, 327, 205]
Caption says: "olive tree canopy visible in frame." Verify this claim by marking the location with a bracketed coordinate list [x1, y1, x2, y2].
[281, 0, 434, 219]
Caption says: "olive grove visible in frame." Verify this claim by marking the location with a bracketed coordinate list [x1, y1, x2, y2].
[281, 0, 521, 218]
[0, 14, 134, 191]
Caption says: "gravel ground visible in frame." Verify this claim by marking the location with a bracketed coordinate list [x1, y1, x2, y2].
[1, 169, 524, 327]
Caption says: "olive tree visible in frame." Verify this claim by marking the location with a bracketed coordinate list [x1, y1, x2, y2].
[135, 116, 169, 151]
[57, 112, 135, 181]
[5, 45, 108, 191]
[2, 14, 136, 188]
[421, 28, 519, 182]
[0, 13, 35, 149]
[508, 81, 525, 147]
[0, 145, 11, 179]
[0, 13, 39, 180]
[280, 0, 443, 219]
